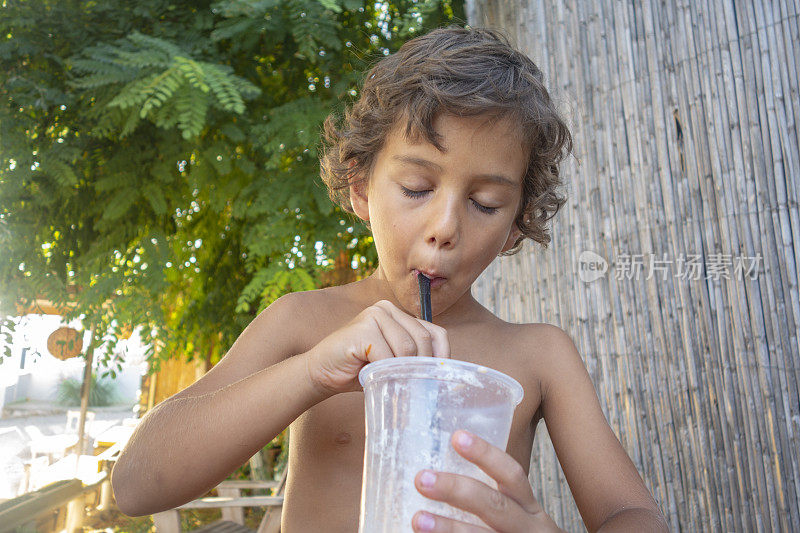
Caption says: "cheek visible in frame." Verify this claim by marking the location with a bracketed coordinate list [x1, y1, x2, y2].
[375, 203, 414, 237]
[476, 245, 503, 269]
[369, 209, 409, 255]
[466, 233, 503, 266]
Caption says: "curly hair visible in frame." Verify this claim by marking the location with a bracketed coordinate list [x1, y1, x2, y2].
[319, 25, 572, 254]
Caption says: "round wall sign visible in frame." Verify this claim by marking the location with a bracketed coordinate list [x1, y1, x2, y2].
[47, 327, 83, 360]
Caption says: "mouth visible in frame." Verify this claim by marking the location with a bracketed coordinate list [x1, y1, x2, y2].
[412, 268, 447, 289]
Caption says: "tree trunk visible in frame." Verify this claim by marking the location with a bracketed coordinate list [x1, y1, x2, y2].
[76, 329, 96, 455]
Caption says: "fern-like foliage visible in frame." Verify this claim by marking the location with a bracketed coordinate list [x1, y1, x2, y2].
[0, 316, 16, 363]
[235, 263, 316, 313]
[69, 32, 260, 139]
[39, 146, 81, 187]
[251, 97, 331, 168]
[1, 0, 464, 373]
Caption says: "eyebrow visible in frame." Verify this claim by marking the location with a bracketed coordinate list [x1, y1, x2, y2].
[391, 155, 520, 188]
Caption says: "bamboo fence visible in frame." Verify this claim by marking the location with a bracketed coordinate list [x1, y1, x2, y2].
[467, 1, 799, 531]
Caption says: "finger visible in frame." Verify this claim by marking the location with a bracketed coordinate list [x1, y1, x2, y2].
[369, 304, 420, 357]
[450, 430, 542, 515]
[360, 330, 394, 363]
[416, 320, 450, 358]
[374, 300, 435, 356]
[348, 307, 396, 362]
[414, 469, 527, 532]
[412, 510, 491, 533]
[374, 300, 450, 358]
[349, 310, 394, 363]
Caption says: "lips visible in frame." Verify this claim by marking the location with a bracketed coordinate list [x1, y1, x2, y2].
[413, 268, 447, 288]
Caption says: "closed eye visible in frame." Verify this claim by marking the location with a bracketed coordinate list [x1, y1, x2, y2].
[400, 186, 499, 215]
[471, 200, 498, 214]
[400, 186, 430, 199]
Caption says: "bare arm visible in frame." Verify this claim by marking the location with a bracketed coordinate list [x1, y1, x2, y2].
[112, 294, 331, 516]
[539, 325, 668, 532]
[597, 507, 670, 532]
[112, 296, 450, 517]
[404, 324, 667, 532]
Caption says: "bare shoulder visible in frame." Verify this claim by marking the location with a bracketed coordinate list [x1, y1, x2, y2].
[492, 320, 573, 365]
[504, 321, 568, 340]
[487, 320, 579, 381]
[509, 321, 574, 345]
[477, 320, 569, 406]
[518, 323, 582, 391]
[245, 286, 353, 353]
[463, 317, 666, 529]
[502, 321, 591, 415]
[243, 290, 319, 350]
[171, 287, 347, 399]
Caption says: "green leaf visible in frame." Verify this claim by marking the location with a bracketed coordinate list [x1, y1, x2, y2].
[313, 182, 333, 215]
[143, 183, 168, 215]
[101, 188, 138, 221]
[317, 0, 342, 13]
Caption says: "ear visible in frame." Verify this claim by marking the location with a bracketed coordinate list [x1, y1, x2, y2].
[348, 161, 370, 222]
[501, 211, 528, 253]
[500, 224, 523, 253]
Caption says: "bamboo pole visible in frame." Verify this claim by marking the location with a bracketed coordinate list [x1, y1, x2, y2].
[468, 0, 800, 530]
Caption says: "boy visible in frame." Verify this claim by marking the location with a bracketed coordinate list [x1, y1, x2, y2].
[112, 26, 668, 532]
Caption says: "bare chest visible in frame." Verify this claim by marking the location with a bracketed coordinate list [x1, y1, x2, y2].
[280, 325, 545, 531]
[288, 327, 543, 475]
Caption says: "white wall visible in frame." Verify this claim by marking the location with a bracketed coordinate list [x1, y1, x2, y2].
[1, 315, 147, 410]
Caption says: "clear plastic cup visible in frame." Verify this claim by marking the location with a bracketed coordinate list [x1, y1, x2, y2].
[357, 356, 524, 532]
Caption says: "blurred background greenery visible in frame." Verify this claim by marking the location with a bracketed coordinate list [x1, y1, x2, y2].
[0, 0, 465, 374]
[56, 373, 119, 406]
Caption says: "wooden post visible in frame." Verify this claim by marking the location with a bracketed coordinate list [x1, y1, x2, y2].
[64, 495, 85, 533]
[218, 486, 245, 524]
[250, 450, 267, 482]
[147, 370, 158, 412]
[98, 479, 113, 511]
[152, 510, 181, 533]
[76, 329, 96, 456]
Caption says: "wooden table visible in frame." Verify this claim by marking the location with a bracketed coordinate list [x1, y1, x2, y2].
[31, 455, 105, 491]
[92, 421, 137, 451]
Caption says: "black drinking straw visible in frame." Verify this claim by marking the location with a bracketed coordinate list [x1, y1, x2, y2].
[417, 273, 432, 322]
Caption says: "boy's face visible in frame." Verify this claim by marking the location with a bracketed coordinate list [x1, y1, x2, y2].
[350, 113, 528, 318]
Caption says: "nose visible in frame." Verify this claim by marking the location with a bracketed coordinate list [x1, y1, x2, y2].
[424, 194, 460, 250]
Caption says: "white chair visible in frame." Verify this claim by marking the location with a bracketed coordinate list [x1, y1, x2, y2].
[66, 409, 95, 453]
[19, 455, 50, 494]
[65, 409, 95, 434]
[152, 468, 287, 533]
[25, 410, 96, 463]
[25, 426, 78, 464]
